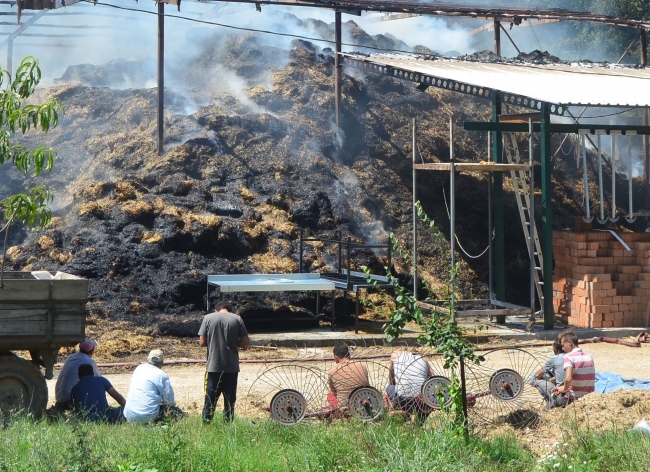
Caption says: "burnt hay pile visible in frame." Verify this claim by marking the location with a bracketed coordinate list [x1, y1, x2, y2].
[3, 21, 631, 335]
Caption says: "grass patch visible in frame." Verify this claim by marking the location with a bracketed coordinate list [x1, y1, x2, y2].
[0, 416, 535, 472]
[2, 415, 646, 471]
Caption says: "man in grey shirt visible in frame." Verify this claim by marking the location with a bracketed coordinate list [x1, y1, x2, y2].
[531, 339, 566, 409]
[199, 301, 250, 422]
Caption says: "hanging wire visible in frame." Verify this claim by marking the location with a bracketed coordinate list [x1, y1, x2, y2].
[442, 185, 492, 259]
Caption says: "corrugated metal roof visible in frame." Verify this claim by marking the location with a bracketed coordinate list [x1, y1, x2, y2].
[340, 53, 650, 113]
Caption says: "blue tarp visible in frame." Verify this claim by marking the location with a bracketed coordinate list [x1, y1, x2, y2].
[595, 372, 650, 393]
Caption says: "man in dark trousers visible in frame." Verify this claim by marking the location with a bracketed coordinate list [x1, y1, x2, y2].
[199, 301, 250, 423]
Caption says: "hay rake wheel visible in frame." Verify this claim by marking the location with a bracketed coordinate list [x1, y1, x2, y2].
[421, 376, 453, 410]
[269, 389, 307, 425]
[348, 387, 384, 421]
[246, 364, 328, 423]
[465, 348, 545, 429]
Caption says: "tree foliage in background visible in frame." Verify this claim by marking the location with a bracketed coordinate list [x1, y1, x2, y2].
[0, 56, 63, 285]
[363, 201, 484, 429]
[474, 0, 650, 63]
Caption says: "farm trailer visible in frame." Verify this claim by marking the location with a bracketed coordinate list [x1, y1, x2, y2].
[0, 271, 88, 418]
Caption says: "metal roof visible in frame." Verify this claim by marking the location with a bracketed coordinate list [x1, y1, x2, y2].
[340, 52, 650, 115]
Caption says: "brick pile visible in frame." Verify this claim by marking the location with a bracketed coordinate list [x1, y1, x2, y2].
[553, 231, 650, 328]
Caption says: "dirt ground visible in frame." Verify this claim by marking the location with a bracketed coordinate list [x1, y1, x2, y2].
[47, 341, 650, 438]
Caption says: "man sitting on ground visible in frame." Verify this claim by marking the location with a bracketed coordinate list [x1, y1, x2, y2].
[54, 338, 101, 412]
[551, 331, 595, 406]
[387, 350, 435, 424]
[327, 343, 370, 408]
[71, 363, 126, 423]
[123, 349, 184, 423]
[531, 339, 566, 409]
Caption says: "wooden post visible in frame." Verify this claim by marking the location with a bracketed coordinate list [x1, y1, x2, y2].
[157, 2, 165, 155]
[493, 19, 501, 56]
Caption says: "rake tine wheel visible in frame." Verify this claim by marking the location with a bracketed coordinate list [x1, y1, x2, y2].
[463, 348, 544, 429]
[246, 364, 328, 424]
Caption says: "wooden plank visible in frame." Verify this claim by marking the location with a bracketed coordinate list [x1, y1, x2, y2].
[414, 163, 532, 172]
[0, 309, 86, 320]
[0, 279, 87, 301]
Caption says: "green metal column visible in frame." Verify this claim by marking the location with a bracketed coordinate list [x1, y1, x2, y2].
[540, 103, 555, 329]
[492, 94, 505, 323]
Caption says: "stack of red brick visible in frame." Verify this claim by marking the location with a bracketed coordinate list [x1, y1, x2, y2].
[553, 230, 650, 328]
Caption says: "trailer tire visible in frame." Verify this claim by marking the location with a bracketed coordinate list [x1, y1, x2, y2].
[0, 356, 48, 419]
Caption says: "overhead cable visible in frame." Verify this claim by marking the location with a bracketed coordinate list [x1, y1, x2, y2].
[81, 0, 421, 55]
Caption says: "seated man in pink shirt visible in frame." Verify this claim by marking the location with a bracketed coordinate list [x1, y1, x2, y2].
[551, 331, 595, 407]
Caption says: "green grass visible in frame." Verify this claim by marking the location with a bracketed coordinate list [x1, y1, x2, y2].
[0, 415, 647, 472]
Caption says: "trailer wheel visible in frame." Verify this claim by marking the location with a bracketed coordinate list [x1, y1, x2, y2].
[0, 356, 48, 419]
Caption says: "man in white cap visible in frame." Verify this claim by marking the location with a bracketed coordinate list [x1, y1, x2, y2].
[123, 349, 184, 423]
[53, 338, 100, 412]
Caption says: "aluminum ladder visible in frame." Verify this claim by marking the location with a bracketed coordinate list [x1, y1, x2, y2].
[502, 132, 544, 313]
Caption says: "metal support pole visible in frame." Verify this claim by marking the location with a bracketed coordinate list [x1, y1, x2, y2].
[355, 290, 359, 334]
[346, 237, 351, 290]
[488, 134, 494, 309]
[413, 117, 418, 301]
[499, 22, 521, 54]
[459, 358, 469, 437]
[597, 133, 606, 222]
[493, 20, 501, 56]
[331, 290, 336, 330]
[299, 228, 303, 273]
[540, 103, 554, 329]
[616, 31, 642, 64]
[492, 94, 506, 324]
[335, 11, 342, 128]
[611, 133, 619, 222]
[337, 230, 342, 273]
[449, 116, 456, 323]
[7, 38, 12, 78]
[528, 119, 535, 322]
[157, 1, 164, 155]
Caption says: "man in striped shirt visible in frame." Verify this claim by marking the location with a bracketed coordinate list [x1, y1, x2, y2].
[551, 331, 595, 405]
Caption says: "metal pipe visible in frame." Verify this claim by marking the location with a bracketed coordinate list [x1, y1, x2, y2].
[616, 31, 642, 64]
[355, 290, 359, 334]
[449, 116, 456, 323]
[335, 11, 342, 128]
[610, 133, 619, 222]
[487, 133, 493, 308]
[626, 133, 636, 222]
[499, 22, 521, 54]
[581, 133, 593, 221]
[157, 1, 164, 155]
[346, 237, 351, 289]
[528, 119, 535, 322]
[337, 231, 342, 274]
[299, 228, 303, 273]
[460, 358, 469, 437]
[413, 117, 418, 301]
[597, 133, 606, 223]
